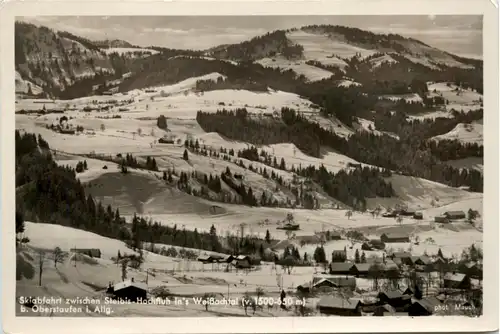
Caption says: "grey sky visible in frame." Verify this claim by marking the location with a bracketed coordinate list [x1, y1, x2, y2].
[19, 15, 483, 59]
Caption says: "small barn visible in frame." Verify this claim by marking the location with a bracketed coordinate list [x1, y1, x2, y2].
[434, 215, 450, 223]
[444, 211, 466, 220]
[231, 255, 251, 269]
[329, 231, 342, 240]
[218, 255, 234, 263]
[312, 276, 356, 290]
[312, 278, 337, 289]
[112, 278, 147, 302]
[249, 256, 262, 266]
[413, 212, 423, 220]
[317, 296, 362, 316]
[369, 239, 385, 250]
[381, 233, 410, 243]
[399, 209, 415, 217]
[71, 248, 101, 258]
[197, 254, 216, 264]
[382, 211, 398, 218]
[353, 263, 371, 277]
[329, 262, 356, 276]
[389, 251, 411, 259]
[408, 296, 442, 316]
[444, 272, 471, 290]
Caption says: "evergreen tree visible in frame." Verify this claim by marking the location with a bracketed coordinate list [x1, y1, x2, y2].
[360, 251, 366, 263]
[183, 149, 189, 161]
[265, 229, 271, 244]
[355, 249, 360, 263]
[15, 210, 25, 234]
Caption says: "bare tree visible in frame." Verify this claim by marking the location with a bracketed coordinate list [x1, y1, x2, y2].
[396, 215, 403, 225]
[137, 128, 142, 136]
[121, 258, 129, 281]
[281, 256, 296, 275]
[345, 210, 353, 220]
[38, 250, 46, 286]
[53, 247, 65, 268]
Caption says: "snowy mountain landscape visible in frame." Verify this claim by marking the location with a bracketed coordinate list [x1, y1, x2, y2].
[15, 16, 483, 318]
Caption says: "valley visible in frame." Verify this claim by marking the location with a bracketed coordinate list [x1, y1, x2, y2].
[14, 18, 484, 318]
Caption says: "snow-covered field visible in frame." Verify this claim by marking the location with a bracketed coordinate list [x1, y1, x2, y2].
[287, 30, 376, 64]
[379, 93, 423, 104]
[444, 157, 483, 172]
[23, 222, 138, 258]
[354, 118, 399, 139]
[336, 79, 362, 88]
[255, 57, 334, 82]
[101, 47, 159, 56]
[16, 74, 483, 314]
[15, 71, 43, 96]
[431, 122, 483, 144]
[428, 82, 483, 113]
[369, 54, 398, 68]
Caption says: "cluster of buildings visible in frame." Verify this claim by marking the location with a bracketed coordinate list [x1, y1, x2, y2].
[197, 254, 261, 270]
[308, 250, 482, 317]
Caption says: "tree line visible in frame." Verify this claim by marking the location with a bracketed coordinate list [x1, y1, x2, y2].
[196, 107, 482, 192]
[15, 131, 274, 257]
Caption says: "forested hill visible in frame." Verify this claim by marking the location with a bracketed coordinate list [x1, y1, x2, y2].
[15, 21, 482, 101]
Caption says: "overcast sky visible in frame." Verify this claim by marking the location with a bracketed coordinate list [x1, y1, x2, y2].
[18, 16, 483, 59]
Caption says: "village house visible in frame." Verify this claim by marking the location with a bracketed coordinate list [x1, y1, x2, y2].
[329, 262, 356, 276]
[352, 263, 371, 277]
[311, 276, 356, 291]
[460, 261, 482, 279]
[381, 259, 399, 271]
[377, 290, 412, 310]
[389, 251, 412, 263]
[380, 232, 410, 243]
[432, 256, 448, 271]
[316, 296, 362, 316]
[408, 296, 443, 316]
[443, 211, 466, 220]
[399, 209, 415, 217]
[444, 272, 471, 290]
[112, 278, 147, 302]
[71, 248, 101, 258]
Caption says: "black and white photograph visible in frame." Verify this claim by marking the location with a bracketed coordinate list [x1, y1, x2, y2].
[2, 1, 499, 332]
